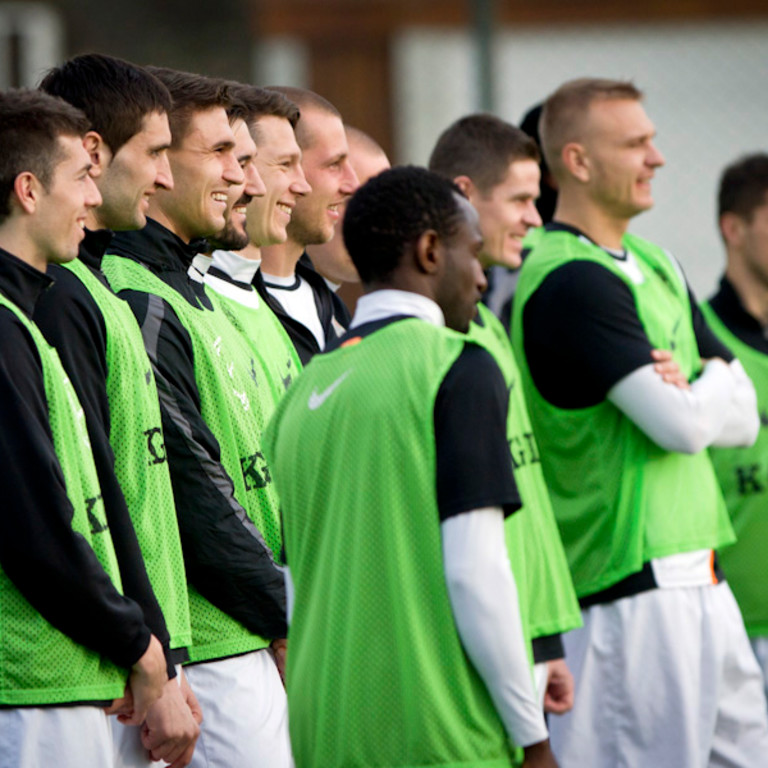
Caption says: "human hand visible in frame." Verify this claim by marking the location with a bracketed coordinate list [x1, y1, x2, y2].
[141, 676, 200, 768]
[271, 638, 287, 686]
[105, 635, 167, 725]
[543, 658, 574, 715]
[180, 669, 203, 725]
[651, 349, 690, 389]
[522, 738, 559, 767]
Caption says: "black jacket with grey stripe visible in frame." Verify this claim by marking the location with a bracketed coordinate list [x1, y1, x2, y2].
[107, 219, 287, 644]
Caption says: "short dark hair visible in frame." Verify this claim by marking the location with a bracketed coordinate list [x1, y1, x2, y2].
[520, 102, 558, 224]
[429, 113, 539, 193]
[226, 83, 299, 128]
[343, 166, 464, 285]
[225, 83, 300, 148]
[718, 154, 768, 221]
[145, 67, 232, 147]
[39, 54, 171, 155]
[0, 89, 89, 223]
[264, 86, 340, 148]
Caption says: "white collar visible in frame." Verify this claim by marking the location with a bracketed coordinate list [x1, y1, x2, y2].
[189, 253, 212, 283]
[211, 249, 261, 284]
[351, 289, 445, 329]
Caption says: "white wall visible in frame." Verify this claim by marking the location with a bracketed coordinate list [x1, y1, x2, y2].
[393, 21, 768, 298]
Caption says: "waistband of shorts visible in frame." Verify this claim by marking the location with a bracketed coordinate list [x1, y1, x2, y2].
[578, 558, 725, 609]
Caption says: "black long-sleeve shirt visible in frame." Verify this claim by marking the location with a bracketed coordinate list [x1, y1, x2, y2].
[34, 230, 178, 676]
[522, 222, 734, 409]
[0, 248, 151, 672]
[107, 219, 287, 641]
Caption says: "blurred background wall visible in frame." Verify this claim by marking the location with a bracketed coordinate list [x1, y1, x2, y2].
[1, 0, 767, 297]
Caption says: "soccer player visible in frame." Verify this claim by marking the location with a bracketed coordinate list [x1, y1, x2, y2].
[0, 89, 166, 768]
[702, 153, 768, 706]
[264, 166, 556, 768]
[36, 53, 200, 767]
[306, 124, 390, 286]
[429, 113, 581, 715]
[256, 87, 358, 363]
[190, 83, 305, 395]
[512, 77, 768, 766]
[484, 103, 558, 328]
[101, 70, 289, 767]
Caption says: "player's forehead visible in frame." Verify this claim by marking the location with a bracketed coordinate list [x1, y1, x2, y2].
[257, 115, 300, 159]
[586, 98, 655, 143]
[492, 158, 541, 194]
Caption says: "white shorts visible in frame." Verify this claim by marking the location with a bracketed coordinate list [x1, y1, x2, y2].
[549, 582, 768, 768]
[184, 648, 292, 768]
[751, 635, 768, 712]
[533, 661, 548, 710]
[0, 704, 114, 768]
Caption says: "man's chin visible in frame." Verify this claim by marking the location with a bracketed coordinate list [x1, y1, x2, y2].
[49, 249, 79, 266]
[494, 251, 523, 271]
[209, 229, 249, 252]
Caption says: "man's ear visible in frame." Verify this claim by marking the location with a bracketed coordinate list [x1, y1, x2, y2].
[562, 142, 590, 183]
[453, 175, 477, 202]
[720, 212, 745, 249]
[13, 172, 41, 215]
[83, 131, 111, 179]
[414, 229, 441, 275]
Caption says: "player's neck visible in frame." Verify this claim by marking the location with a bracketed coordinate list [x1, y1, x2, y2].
[146, 204, 192, 244]
[259, 239, 303, 278]
[554, 198, 629, 251]
[0, 223, 48, 273]
[238, 242, 262, 262]
[726, 257, 768, 326]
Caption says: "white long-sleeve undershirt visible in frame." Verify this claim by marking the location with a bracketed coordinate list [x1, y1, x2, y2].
[608, 358, 758, 454]
[441, 507, 548, 748]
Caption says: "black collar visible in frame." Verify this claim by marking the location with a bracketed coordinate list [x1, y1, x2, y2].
[325, 314, 415, 352]
[79, 228, 114, 271]
[709, 275, 768, 354]
[109, 218, 199, 274]
[207, 265, 253, 291]
[545, 221, 628, 261]
[0, 247, 53, 318]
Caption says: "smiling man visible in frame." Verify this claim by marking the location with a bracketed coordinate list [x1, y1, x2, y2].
[256, 87, 358, 363]
[264, 166, 555, 768]
[306, 125, 390, 287]
[190, 84, 307, 395]
[101, 70, 289, 768]
[512, 78, 768, 766]
[36, 54, 200, 768]
[429, 113, 582, 724]
[0, 89, 168, 768]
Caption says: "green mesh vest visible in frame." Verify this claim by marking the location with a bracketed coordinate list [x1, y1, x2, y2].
[702, 301, 768, 636]
[512, 231, 734, 597]
[64, 259, 191, 652]
[103, 254, 282, 663]
[264, 319, 516, 768]
[205, 285, 301, 400]
[470, 303, 581, 639]
[0, 295, 126, 705]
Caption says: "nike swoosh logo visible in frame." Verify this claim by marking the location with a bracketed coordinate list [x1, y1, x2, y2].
[308, 370, 352, 410]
